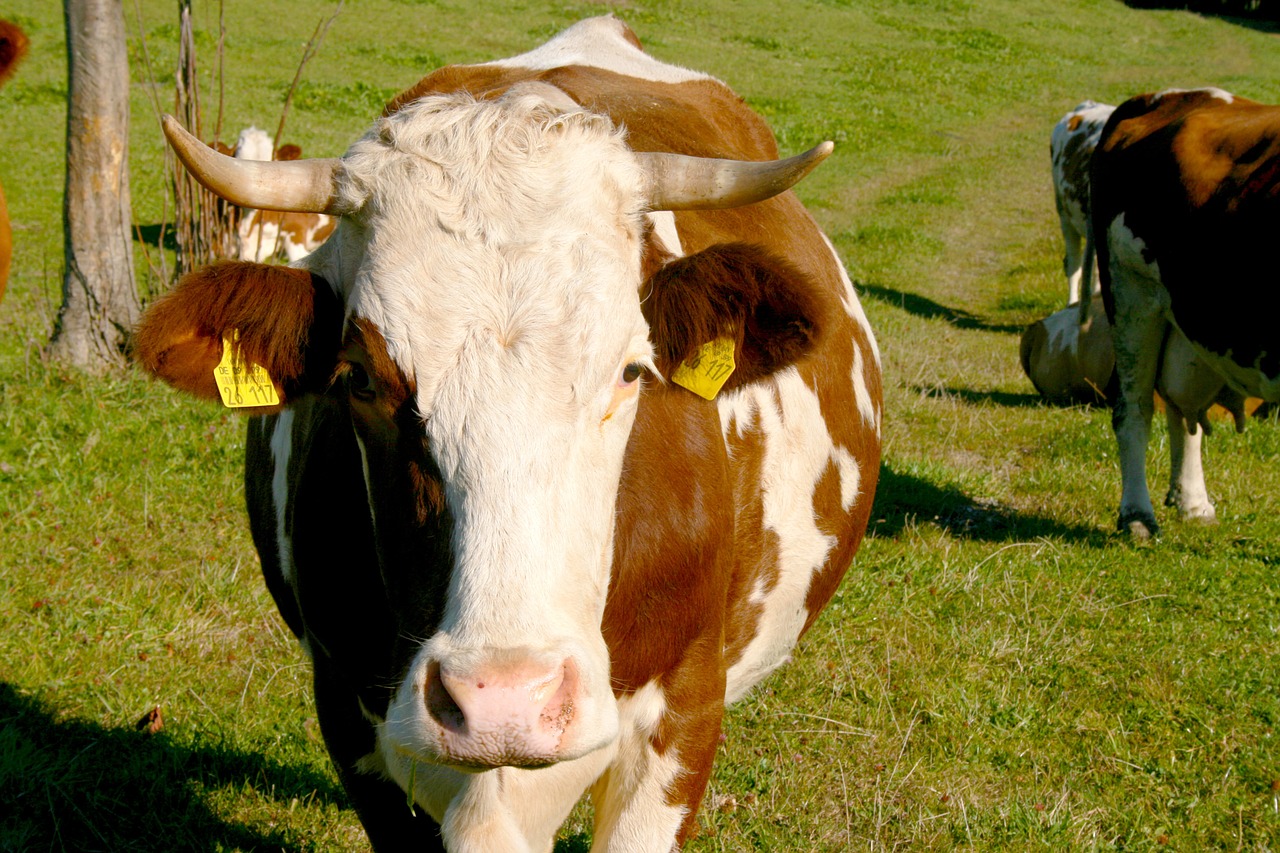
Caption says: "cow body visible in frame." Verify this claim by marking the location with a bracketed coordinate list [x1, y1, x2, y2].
[1092, 87, 1280, 537]
[1051, 100, 1114, 305]
[134, 17, 881, 851]
[233, 127, 336, 262]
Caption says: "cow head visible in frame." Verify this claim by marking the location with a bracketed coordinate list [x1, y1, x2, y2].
[134, 86, 829, 772]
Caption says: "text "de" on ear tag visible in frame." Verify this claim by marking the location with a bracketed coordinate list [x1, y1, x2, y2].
[672, 337, 736, 400]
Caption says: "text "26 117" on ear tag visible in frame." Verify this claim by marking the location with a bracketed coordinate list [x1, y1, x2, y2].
[213, 331, 280, 409]
[672, 337, 736, 401]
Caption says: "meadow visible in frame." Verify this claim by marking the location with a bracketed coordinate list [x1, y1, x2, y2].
[2, 0, 1278, 849]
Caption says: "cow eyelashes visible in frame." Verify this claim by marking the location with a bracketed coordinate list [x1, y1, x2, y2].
[621, 362, 644, 385]
[345, 362, 377, 401]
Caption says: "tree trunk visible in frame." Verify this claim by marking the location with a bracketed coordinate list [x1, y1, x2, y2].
[49, 0, 137, 372]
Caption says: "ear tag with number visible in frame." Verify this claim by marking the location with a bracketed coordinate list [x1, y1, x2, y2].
[672, 337, 736, 401]
[213, 331, 280, 409]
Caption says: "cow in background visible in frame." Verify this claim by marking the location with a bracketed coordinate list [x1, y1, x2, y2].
[133, 16, 881, 851]
[1020, 101, 1117, 402]
[232, 126, 335, 262]
[1092, 87, 1280, 538]
[0, 20, 29, 303]
[1020, 294, 1114, 404]
[1051, 100, 1115, 306]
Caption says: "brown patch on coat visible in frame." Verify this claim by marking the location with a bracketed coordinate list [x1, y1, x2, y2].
[605, 384, 733, 844]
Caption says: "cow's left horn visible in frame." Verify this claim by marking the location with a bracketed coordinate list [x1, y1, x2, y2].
[638, 141, 834, 211]
[161, 114, 343, 214]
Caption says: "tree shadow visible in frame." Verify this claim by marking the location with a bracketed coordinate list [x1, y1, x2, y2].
[134, 222, 180, 252]
[857, 282, 1026, 334]
[0, 682, 347, 852]
[869, 461, 1110, 547]
[1121, 1, 1280, 33]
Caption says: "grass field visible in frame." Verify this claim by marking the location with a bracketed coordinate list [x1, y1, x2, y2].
[2, 0, 1279, 850]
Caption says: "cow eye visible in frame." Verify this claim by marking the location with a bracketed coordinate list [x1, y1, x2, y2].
[621, 362, 644, 385]
[346, 362, 376, 401]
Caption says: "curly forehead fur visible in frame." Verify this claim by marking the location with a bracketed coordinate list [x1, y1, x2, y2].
[319, 87, 655, 425]
[335, 89, 645, 242]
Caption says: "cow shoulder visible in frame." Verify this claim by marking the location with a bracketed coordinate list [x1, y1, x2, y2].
[132, 261, 343, 406]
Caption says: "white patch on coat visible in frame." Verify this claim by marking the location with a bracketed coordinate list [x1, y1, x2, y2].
[1050, 100, 1114, 304]
[646, 210, 682, 257]
[487, 15, 711, 84]
[821, 234, 881, 434]
[375, 724, 614, 851]
[591, 681, 688, 849]
[718, 370, 854, 702]
[234, 126, 273, 162]
[237, 211, 283, 262]
[270, 410, 295, 583]
[1154, 86, 1234, 104]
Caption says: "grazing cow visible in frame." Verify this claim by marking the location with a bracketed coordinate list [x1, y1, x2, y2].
[1092, 87, 1280, 538]
[1050, 100, 1115, 305]
[1020, 294, 1114, 404]
[0, 20, 29, 304]
[233, 126, 336, 262]
[133, 16, 881, 851]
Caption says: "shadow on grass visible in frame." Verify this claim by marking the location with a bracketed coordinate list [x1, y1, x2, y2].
[0, 682, 346, 852]
[1121, 1, 1280, 32]
[857, 282, 1027, 335]
[901, 384, 1100, 409]
[869, 461, 1110, 546]
[134, 223, 180, 252]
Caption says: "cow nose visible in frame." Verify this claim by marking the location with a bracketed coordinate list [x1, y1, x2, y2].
[425, 655, 579, 767]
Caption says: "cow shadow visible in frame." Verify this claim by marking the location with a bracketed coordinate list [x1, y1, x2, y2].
[0, 682, 346, 852]
[909, 383, 1056, 409]
[869, 461, 1109, 546]
[857, 283, 1027, 335]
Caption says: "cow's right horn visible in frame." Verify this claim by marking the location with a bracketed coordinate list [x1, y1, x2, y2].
[162, 114, 343, 214]
[638, 141, 835, 211]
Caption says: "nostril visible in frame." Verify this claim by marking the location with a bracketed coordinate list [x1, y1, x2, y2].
[425, 660, 466, 733]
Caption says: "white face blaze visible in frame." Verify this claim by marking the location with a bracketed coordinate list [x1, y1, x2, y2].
[308, 88, 657, 769]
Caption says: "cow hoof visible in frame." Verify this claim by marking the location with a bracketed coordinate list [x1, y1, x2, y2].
[1178, 505, 1217, 525]
[1117, 511, 1159, 540]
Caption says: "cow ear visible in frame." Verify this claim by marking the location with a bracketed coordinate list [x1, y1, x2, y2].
[642, 242, 823, 391]
[131, 261, 344, 408]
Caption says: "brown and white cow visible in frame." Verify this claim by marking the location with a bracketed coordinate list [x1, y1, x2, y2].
[232, 126, 336, 262]
[1092, 87, 1280, 538]
[1051, 100, 1115, 306]
[0, 19, 29, 304]
[132, 17, 881, 851]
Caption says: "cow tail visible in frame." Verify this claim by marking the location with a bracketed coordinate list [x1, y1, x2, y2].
[1077, 224, 1096, 327]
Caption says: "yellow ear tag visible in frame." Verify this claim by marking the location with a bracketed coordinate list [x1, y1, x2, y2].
[213, 331, 280, 409]
[672, 337, 736, 401]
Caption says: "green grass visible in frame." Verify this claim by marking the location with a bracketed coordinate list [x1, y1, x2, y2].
[3, 0, 1280, 850]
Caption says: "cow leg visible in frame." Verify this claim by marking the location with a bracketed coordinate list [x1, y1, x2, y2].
[1163, 405, 1215, 522]
[1109, 277, 1167, 539]
[590, 671, 726, 851]
[312, 659, 446, 852]
[1059, 212, 1085, 305]
[1156, 329, 1221, 523]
